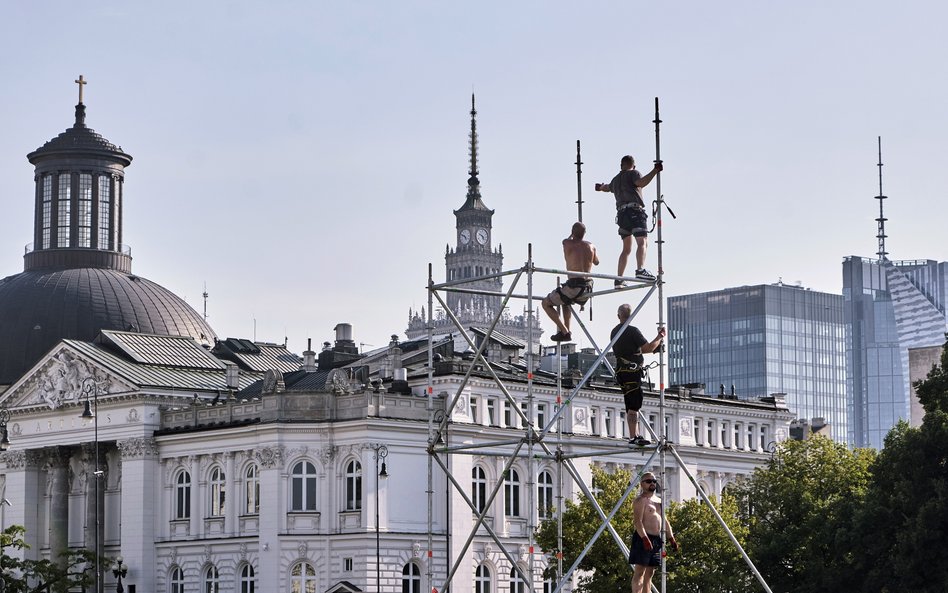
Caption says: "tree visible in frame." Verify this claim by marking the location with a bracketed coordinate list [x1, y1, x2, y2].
[849, 340, 948, 593]
[0, 525, 95, 593]
[535, 466, 635, 593]
[730, 436, 876, 593]
[665, 495, 753, 593]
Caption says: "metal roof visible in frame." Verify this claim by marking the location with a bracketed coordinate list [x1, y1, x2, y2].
[99, 330, 224, 370]
[213, 339, 302, 374]
[470, 327, 526, 349]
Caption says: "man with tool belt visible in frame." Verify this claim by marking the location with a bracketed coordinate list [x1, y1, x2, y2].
[611, 304, 665, 446]
[595, 155, 662, 285]
[543, 221, 599, 342]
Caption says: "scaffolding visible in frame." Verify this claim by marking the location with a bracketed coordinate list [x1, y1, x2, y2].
[421, 99, 773, 593]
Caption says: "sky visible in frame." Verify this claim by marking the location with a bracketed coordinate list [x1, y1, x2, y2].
[1, 2, 946, 356]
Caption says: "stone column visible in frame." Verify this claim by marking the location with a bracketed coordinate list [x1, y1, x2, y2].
[46, 446, 71, 568]
[0, 449, 44, 560]
[117, 437, 159, 593]
[254, 445, 285, 590]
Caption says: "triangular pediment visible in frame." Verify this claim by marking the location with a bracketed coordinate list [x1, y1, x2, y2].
[326, 581, 362, 593]
[0, 342, 138, 410]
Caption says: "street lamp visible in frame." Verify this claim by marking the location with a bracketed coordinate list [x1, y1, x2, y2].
[112, 556, 128, 593]
[374, 445, 389, 593]
[79, 377, 103, 593]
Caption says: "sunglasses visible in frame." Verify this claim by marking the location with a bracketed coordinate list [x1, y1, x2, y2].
[642, 479, 657, 484]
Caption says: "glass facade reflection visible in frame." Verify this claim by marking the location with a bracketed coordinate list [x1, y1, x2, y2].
[843, 257, 948, 449]
[669, 284, 846, 442]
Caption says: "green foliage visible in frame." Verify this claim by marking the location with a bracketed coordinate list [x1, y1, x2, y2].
[850, 344, 948, 593]
[665, 495, 753, 593]
[0, 525, 96, 593]
[729, 436, 875, 593]
[535, 466, 636, 593]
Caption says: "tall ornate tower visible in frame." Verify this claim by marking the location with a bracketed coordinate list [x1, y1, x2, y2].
[444, 95, 504, 314]
[406, 96, 541, 343]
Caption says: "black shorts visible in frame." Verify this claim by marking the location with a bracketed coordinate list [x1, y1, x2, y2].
[629, 532, 663, 567]
[616, 367, 643, 411]
[617, 207, 648, 238]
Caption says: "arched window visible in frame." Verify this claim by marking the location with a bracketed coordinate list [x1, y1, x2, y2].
[505, 469, 521, 517]
[509, 567, 526, 593]
[245, 464, 260, 515]
[175, 471, 191, 519]
[474, 564, 491, 593]
[472, 466, 487, 514]
[169, 566, 184, 593]
[402, 562, 422, 593]
[209, 466, 226, 516]
[239, 563, 256, 593]
[203, 565, 220, 593]
[291, 561, 317, 593]
[537, 470, 554, 519]
[345, 460, 362, 511]
[291, 461, 318, 511]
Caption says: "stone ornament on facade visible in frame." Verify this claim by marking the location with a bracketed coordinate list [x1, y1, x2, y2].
[254, 445, 285, 469]
[117, 437, 159, 459]
[1, 449, 44, 470]
[679, 417, 693, 437]
[327, 369, 352, 395]
[411, 542, 421, 558]
[298, 542, 308, 557]
[30, 350, 111, 409]
[239, 543, 248, 561]
[126, 408, 141, 423]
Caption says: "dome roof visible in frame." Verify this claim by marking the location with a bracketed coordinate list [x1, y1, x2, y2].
[0, 267, 217, 384]
[27, 104, 132, 166]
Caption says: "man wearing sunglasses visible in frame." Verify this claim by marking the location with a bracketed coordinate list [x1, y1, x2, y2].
[629, 472, 678, 593]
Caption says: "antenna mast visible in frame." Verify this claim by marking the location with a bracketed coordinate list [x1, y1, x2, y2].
[875, 136, 888, 261]
[202, 282, 209, 321]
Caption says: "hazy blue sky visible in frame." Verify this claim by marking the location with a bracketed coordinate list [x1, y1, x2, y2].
[1, 2, 945, 354]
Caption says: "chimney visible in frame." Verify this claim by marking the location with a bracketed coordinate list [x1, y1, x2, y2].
[301, 338, 317, 371]
[334, 323, 358, 354]
[224, 361, 239, 390]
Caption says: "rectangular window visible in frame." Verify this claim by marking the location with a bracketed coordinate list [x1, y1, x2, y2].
[98, 176, 111, 249]
[694, 418, 703, 445]
[57, 173, 71, 247]
[537, 403, 547, 430]
[619, 412, 627, 438]
[604, 409, 613, 437]
[344, 558, 353, 572]
[707, 420, 714, 446]
[590, 407, 599, 436]
[721, 422, 730, 448]
[760, 425, 769, 450]
[41, 175, 52, 249]
[503, 401, 512, 427]
[487, 399, 497, 426]
[77, 174, 92, 247]
[469, 395, 478, 423]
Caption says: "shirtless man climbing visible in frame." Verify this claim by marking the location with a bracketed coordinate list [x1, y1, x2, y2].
[542, 222, 599, 343]
[629, 471, 678, 593]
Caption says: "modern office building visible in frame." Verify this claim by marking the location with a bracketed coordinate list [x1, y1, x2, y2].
[843, 257, 948, 448]
[668, 283, 847, 441]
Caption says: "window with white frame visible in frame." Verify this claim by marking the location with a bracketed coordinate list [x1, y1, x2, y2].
[747, 424, 756, 451]
[291, 461, 318, 511]
[605, 409, 613, 437]
[503, 401, 512, 427]
[41, 175, 52, 249]
[290, 561, 317, 593]
[239, 563, 255, 593]
[590, 407, 599, 435]
[537, 403, 547, 430]
[694, 418, 703, 445]
[77, 173, 92, 247]
[537, 470, 554, 519]
[203, 565, 220, 593]
[734, 423, 743, 449]
[721, 422, 730, 448]
[169, 566, 185, 593]
[707, 420, 714, 446]
[97, 175, 111, 249]
[175, 471, 191, 519]
[470, 395, 478, 423]
[509, 567, 526, 593]
[475, 564, 492, 593]
[487, 399, 497, 426]
[619, 411, 626, 438]
[245, 464, 260, 515]
[57, 173, 71, 247]
[472, 466, 488, 514]
[345, 460, 362, 511]
[505, 469, 521, 517]
[209, 467, 226, 516]
[760, 425, 769, 450]
[519, 401, 528, 428]
[402, 562, 422, 593]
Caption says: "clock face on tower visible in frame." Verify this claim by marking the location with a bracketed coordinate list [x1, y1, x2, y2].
[476, 228, 489, 245]
[460, 229, 471, 245]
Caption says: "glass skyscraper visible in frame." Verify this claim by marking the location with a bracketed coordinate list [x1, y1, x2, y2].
[843, 257, 948, 449]
[668, 284, 847, 441]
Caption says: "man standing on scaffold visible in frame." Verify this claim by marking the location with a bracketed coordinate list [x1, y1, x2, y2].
[542, 221, 599, 343]
[611, 304, 665, 445]
[595, 155, 662, 285]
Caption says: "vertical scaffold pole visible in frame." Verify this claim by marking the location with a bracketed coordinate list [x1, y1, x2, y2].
[575, 140, 584, 223]
[426, 263, 435, 593]
[652, 96, 669, 593]
[526, 244, 537, 591]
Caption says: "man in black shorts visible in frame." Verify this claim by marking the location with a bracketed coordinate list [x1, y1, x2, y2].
[611, 304, 665, 445]
[542, 222, 599, 342]
[595, 155, 662, 285]
[629, 471, 677, 593]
